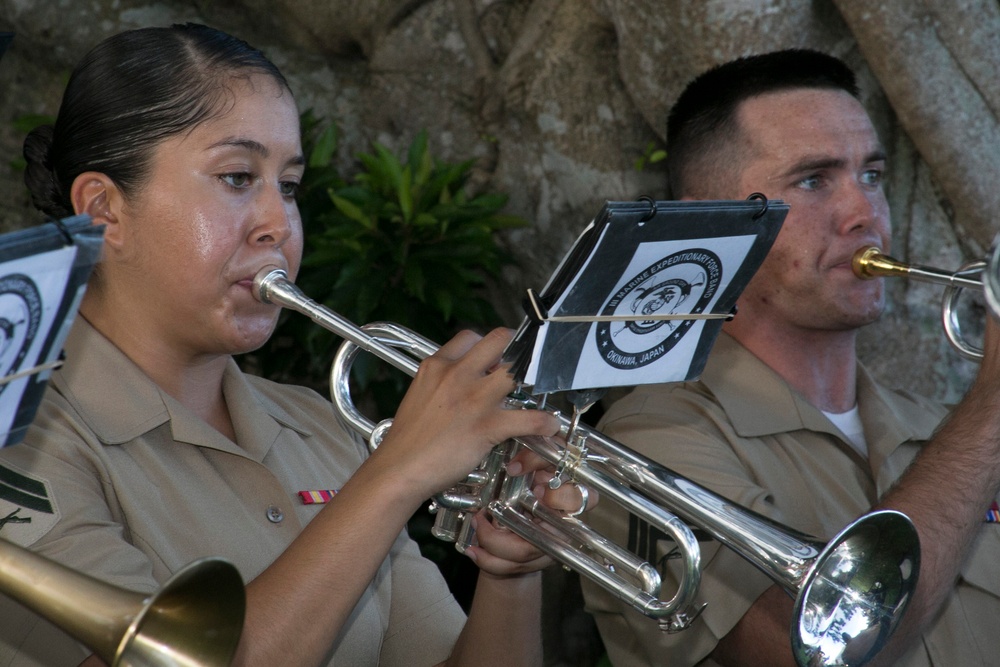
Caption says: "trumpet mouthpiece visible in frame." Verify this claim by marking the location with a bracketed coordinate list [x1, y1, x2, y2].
[851, 246, 896, 280]
[252, 266, 287, 304]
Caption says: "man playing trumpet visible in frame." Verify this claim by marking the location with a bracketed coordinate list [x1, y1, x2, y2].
[582, 49, 1000, 666]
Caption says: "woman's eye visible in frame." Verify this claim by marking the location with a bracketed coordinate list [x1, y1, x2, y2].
[220, 172, 253, 188]
[279, 180, 300, 198]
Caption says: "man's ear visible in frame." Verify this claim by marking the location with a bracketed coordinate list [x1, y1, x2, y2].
[70, 172, 125, 249]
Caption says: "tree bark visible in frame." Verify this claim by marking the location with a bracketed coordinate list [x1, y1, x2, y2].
[834, 0, 1000, 252]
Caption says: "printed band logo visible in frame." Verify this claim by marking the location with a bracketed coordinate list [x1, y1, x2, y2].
[595, 250, 721, 369]
[0, 273, 42, 396]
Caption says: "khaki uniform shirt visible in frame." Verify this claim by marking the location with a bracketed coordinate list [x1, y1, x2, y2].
[582, 333, 1000, 666]
[0, 319, 465, 666]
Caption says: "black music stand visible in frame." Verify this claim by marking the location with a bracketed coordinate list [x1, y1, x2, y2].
[503, 196, 787, 395]
[0, 216, 102, 446]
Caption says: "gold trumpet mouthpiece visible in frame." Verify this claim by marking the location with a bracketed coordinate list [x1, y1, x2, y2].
[851, 246, 903, 280]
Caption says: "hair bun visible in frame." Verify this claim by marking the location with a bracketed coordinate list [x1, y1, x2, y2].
[23, 125, 71, 219]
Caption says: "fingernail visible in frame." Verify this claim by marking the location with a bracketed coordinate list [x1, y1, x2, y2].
[506, 461, 523, 476]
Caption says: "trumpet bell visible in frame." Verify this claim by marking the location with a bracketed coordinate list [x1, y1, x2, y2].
[0, 538, 245, 667]
[112, 558, 245, 666]
[793, 510, 919, 667]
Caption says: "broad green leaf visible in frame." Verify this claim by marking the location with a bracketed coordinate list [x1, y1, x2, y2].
[374, 143, 405, 193]
[403, 262, 427, 301]
[432, 289, 454, 321]
[415, 144, 434, 189]
[331, 194, 375, 230]
[407, 131, 428, 172]
[309, 125, 339, 168]
[398, 164, 413, 222]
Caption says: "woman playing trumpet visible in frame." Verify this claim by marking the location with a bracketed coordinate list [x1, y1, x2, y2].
[0, 23, 582, 667]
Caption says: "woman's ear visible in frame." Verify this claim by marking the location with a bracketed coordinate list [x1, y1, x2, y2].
[70, 172, 125, 249]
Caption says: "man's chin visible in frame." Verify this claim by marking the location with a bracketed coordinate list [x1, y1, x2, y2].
[837, 304, 885, 331]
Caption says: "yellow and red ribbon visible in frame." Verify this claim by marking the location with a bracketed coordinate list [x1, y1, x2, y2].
[298, 489, 338, 505]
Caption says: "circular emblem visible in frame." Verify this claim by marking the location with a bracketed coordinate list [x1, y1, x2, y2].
[595, 250, 721, 369]
[0, 274, 42, 396]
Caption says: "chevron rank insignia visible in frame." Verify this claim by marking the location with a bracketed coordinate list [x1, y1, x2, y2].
[0, 461, 58, 546]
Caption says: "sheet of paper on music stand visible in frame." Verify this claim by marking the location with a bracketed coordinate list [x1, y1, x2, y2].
[505, 198, 787, 395]
[0, 216, 102, 446]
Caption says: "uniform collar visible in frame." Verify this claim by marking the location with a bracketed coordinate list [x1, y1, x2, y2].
[51, 318, 312, 460]
[701, 332, 942, 456]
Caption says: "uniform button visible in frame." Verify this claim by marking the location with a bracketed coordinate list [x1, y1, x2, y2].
[266, 505, 284, 523]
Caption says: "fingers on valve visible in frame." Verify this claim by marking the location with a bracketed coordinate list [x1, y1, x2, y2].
[567, 483, 591, 517]
[471, 511, 549, 566]
[535, 479, 599, 515]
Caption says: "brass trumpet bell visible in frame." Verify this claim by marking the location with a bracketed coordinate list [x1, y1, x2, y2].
[0, 538, 245, 666]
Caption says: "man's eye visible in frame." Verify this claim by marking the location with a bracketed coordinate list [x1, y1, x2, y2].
[221, 172, 252, 188]
[861, 169, 883, 186]
[798, 175, 821, 190]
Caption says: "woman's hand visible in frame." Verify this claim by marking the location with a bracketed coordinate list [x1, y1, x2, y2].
[369, 328, 560, 503]
[463, 448, 600, 576]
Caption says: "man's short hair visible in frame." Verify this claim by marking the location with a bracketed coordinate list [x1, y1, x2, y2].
[666, 49, 859, 198]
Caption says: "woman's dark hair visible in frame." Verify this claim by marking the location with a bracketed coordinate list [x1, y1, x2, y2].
[23, 23, 290, 219]
[665, 49, 859, 198]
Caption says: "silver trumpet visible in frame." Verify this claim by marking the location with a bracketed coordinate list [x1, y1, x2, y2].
[254, 266, 920, 667]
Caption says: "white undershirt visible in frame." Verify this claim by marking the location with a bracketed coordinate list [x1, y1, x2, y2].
[822, 405, 868, 458]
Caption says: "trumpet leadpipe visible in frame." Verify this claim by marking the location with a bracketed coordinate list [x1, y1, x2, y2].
[852, 246, 982, 289]
[852, 246, 990, 360]
[255, 266, 424, 376]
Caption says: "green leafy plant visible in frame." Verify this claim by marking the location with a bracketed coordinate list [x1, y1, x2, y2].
[249, 112, 527, 419]
[634, 140, 667, 172]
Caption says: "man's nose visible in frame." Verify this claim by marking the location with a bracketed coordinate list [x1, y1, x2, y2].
[838, 181, 886, 236]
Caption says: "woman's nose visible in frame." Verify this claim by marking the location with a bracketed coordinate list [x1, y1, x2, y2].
[250, 187, 296, 247]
